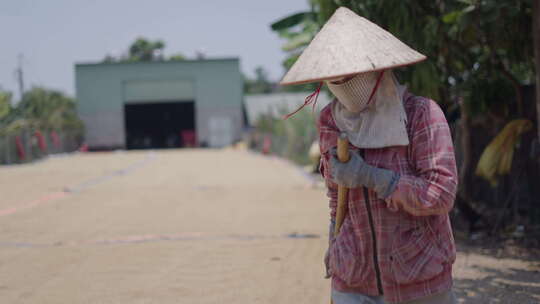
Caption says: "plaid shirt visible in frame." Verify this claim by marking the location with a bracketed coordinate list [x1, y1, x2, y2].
[319, 92, 457, 303]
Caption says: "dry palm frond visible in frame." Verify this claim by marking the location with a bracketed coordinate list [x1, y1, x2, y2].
[475, 119, 532, 187]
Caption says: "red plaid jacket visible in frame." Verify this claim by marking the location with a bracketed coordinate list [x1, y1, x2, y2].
[319, 92, 457, 303]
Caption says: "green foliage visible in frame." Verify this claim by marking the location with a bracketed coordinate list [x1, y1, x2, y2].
[271, 9, 320, 71]
[0, 87, 83, 136]
[128, 37, 165, 61]
[273, 0, 534, 115]
[466, 71, 515, 117]
[169, 53, 186, 61]
[244, 66, 274, 94]
[315, 0, 339, 24]
[271, 12, 317, 31]
[243, 65, 319, 94]
[254, 106, 318, 165]
[0, 90, 12, 121]
[103, 37, 187, 62]
[269, 0, 539, 235]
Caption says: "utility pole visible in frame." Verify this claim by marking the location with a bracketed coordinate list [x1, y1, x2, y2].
[15, 54, 25, 100]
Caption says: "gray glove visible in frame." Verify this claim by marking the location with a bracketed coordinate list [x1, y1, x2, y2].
[329, 148, 399, 198]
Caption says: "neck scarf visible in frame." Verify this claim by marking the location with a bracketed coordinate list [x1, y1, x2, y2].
[331, 71, 409, 148]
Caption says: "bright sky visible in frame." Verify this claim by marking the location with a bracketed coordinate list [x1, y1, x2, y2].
[0, 0, 310, 100]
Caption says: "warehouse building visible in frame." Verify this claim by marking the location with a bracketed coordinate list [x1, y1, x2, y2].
[75, 58, 243, 150]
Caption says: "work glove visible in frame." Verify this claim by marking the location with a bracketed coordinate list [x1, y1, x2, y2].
[329, 147, 399, 199]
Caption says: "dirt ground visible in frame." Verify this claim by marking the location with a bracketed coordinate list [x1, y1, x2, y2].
[0, 149, 539, 304]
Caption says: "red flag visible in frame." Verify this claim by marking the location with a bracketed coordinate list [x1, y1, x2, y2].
[15, 136, 25, 160]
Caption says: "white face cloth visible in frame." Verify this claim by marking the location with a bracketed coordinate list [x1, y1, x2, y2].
[326, 72, 379, 113]
[329, 71, 409, 149]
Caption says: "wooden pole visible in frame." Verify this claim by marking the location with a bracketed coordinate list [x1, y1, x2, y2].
[330, 133, 350, 304]
[334, 132, 350, 237]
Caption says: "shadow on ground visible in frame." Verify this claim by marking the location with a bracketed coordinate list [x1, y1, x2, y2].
[453, 242, 540, 303]
[455, 267, 540, 303]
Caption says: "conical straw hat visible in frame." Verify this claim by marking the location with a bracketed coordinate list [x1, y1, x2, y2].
[280, 7, 426, 86]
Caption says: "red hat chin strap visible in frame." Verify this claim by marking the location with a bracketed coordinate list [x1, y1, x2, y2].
[362, 70, 385, 110]
[283, 81, 323, 120]
[282, 69, 385, 119]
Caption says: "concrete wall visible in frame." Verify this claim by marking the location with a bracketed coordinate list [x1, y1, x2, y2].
[75, 58, 243, 149]
[244, 92, 333, 126]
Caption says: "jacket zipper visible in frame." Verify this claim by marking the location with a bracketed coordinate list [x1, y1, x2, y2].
[361, 150, 383, 295]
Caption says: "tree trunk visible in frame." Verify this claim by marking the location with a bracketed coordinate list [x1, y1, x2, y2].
[534, 0, 540, 141]
[456, 98, 482, 232]
[458, 98, 471, 198]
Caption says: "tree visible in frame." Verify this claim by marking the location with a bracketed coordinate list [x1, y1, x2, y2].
[0, 89, 12, 122]
[270, 2, 322, 92]
[127, 37, 165, 61]
[274, 1, 533, 108]
[272, 0, 538, 233]
[103, 38, 187, 63]
[534, 0, 540, 142]
[3, 87, 83, 133]
[169, 53, 186, 61]
[244, 66, 274, 94]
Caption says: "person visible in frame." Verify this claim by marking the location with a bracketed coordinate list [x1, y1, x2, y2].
[280, 7, 458, 304]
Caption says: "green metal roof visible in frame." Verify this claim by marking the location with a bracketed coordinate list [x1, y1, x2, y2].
[75, 57, 239, 68]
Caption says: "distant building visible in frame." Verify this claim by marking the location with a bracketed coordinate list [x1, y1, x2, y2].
[243, 92, 333, 126]
[75, 58, 243, 150]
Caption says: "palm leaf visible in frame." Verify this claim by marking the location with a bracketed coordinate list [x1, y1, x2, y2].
[271, 12, 316, 31]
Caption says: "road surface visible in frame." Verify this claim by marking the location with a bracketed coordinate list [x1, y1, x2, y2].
[1, 149, 538, 303]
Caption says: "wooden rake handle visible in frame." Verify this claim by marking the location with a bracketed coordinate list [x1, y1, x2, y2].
[330, 133, 349, 304]
[334, 133, 350, 237]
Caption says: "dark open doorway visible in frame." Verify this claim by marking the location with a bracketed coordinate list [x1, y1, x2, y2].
[124, 101, 195, 149]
